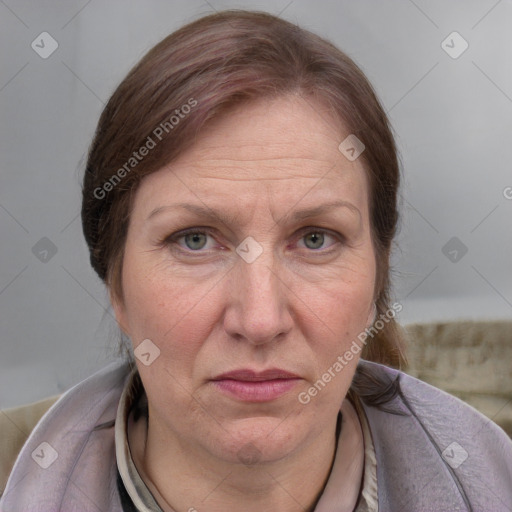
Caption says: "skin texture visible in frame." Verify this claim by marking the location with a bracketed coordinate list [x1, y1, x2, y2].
[112, 94, 376, 512]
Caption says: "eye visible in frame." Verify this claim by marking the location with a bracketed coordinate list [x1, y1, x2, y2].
[167, 228, 218, 252]
[297, 229, 340, 251]
[303, 231, 325, 250]
[183, 232, 208, 250]
[163, 227, 342, 256]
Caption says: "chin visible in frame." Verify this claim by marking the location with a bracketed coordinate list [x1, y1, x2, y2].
[211, 416, 303, 465]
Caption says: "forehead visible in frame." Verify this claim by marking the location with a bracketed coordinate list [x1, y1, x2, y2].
[134, 95, 369, 216]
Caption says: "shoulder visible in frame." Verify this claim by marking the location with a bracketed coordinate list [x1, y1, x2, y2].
[357, 359, 512, 510]
[0, 359, 133, 508]
[359, 359, 511, 444]
[0, 394, 62, 496]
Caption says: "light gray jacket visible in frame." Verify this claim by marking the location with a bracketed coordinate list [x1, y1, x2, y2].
[1, 359, 511, 511]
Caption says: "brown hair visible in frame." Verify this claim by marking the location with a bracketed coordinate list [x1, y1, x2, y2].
[82, 10, 407, 382]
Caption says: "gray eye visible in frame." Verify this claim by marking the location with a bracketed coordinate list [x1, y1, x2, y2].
[304, 232, 324, 249]
[184, 233, 208, 250]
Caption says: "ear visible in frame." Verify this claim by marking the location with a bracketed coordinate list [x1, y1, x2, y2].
[110, 288, 130, 336]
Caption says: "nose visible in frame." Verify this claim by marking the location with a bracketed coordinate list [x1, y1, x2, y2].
[223, 249, 294, 346]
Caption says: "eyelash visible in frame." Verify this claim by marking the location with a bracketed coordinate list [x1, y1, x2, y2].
[163, 226, 343, 256]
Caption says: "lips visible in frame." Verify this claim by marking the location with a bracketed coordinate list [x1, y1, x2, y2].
[212, 368, 300, 381]
[211, 368, 301, 402]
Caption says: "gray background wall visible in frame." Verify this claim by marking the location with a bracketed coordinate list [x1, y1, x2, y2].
[1, 0, 511, 408]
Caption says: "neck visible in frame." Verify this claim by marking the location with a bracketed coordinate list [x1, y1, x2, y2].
[128, 399, 364, 512]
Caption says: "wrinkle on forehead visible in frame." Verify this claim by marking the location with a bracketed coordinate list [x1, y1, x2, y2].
[156, 94, 361, 183]
[134, 95, 369, 227]
[170, 161, 347, 182]
[177, 95, 347, 160]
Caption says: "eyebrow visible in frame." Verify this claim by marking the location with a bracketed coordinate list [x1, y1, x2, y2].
[146, 200, 361, 225]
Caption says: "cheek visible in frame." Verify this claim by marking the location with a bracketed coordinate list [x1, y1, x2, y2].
[295, 267, 375, 388]
[298, 256, 375, 331]
[121, 256, 222, 362]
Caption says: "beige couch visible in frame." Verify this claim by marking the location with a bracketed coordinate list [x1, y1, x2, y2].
[403, 320, 512, 439]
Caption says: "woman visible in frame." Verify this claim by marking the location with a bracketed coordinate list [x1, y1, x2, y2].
[1, 10, 511, 512]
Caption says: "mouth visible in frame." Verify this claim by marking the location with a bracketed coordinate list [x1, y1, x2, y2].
[211, 368, 301, 402]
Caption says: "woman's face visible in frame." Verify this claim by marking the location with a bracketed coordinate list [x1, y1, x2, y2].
[113, 95, 376, 465]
